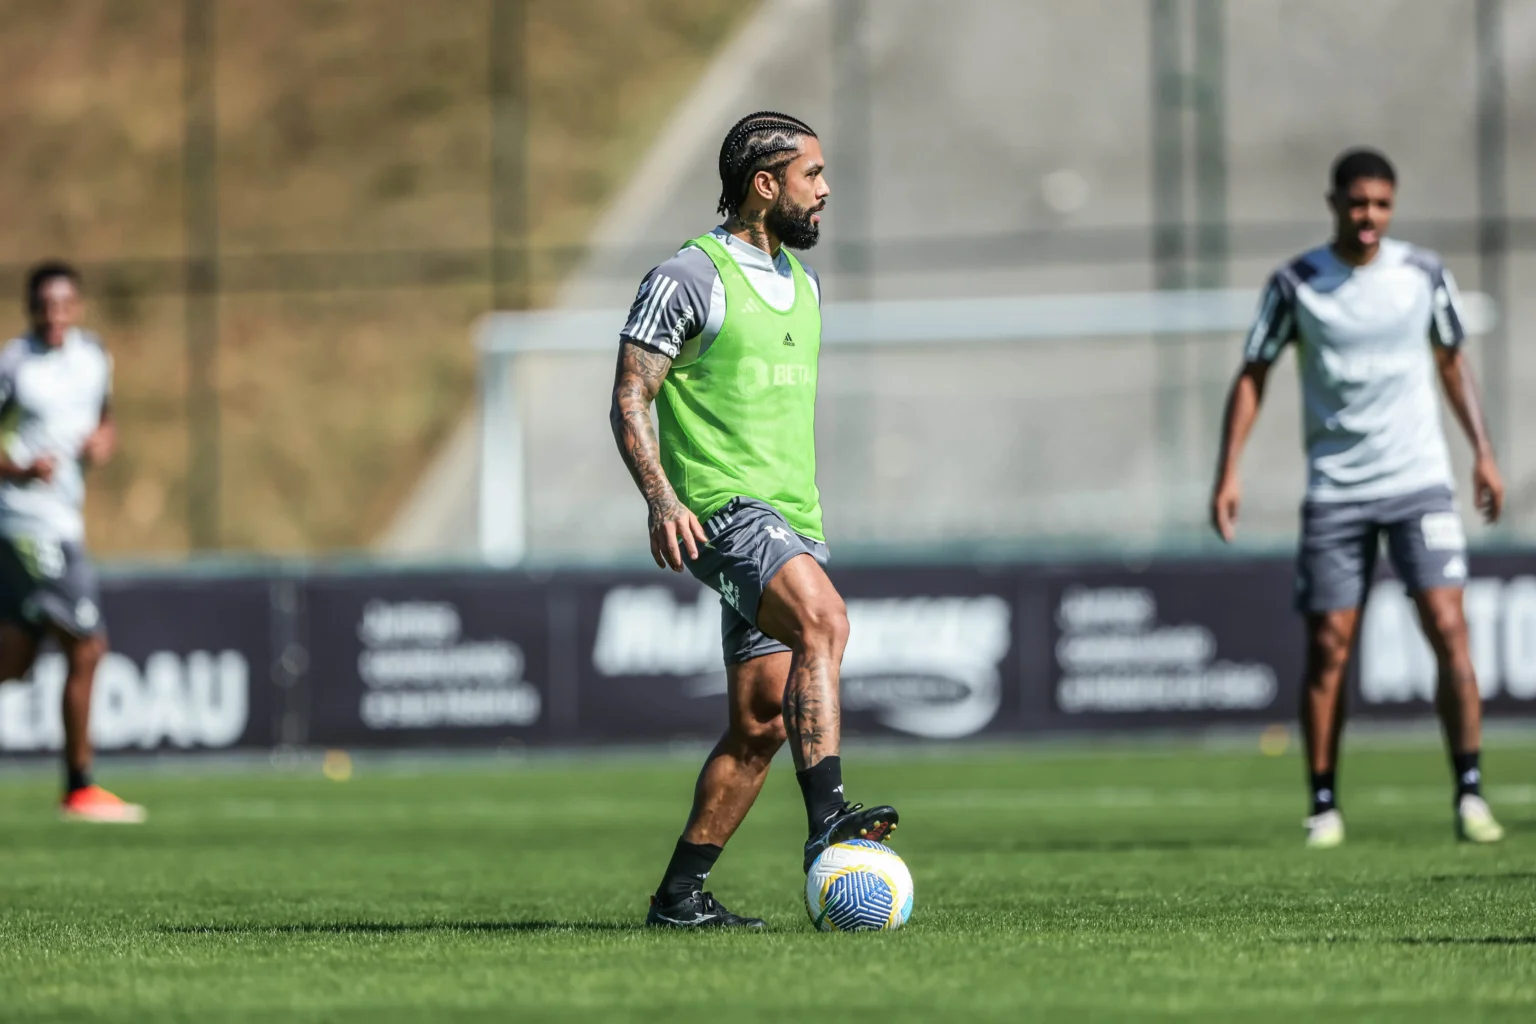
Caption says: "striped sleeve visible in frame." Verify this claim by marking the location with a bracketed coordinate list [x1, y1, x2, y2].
[1241, 273, 1297, 364]
[618, 247, 718, 360]
[1428, 263, 1467, 350]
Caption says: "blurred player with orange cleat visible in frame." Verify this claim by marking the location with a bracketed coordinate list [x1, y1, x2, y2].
[0, 262, 144, 824]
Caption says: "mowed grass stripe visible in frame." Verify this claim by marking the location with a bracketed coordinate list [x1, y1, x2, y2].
[1, 742, 1533, 1022]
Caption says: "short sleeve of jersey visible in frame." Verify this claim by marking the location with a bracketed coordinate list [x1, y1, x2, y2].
[1426, 259, 1467, 350]
[619, 247, 719, 360]
[1242, 272, 1297, 364]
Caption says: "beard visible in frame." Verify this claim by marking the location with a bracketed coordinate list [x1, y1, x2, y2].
[766, 196, 820, 250]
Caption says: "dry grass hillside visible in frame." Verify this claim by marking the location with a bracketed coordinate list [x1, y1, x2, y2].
[0, 0, 749, 556]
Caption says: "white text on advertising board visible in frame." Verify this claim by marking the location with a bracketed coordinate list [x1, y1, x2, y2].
[0, 651, 248, 751]
[592, 587, 1010, 739]
[1362, 576, 1536, 702]
[355, 599, 540, 729]
[1055, 585, 1276, 713]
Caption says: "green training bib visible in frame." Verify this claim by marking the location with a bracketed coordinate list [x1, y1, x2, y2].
[655, 233, 824, 541]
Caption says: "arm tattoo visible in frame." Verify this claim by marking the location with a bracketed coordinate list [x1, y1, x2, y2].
[610, 341, 684, 520]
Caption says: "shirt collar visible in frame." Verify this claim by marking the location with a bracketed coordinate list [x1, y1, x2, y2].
[711, 225, 790, 276]
[1322, 236, 1397, 273]
[28, 326, 82, 351]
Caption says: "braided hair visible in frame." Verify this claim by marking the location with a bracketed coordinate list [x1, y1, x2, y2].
[716, 111, 818, 217]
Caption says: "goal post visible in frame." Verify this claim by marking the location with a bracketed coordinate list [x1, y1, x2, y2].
[475, 289, 1498, 566]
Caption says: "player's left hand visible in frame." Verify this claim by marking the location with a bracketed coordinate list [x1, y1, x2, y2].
[1209, 475, 1241, 543]
[80, 422, 116, 467]
[1473, 454, 1503, 524]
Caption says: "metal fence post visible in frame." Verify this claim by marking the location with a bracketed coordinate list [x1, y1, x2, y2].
[1475, 0, 1509, 472]
[833, 0, 872, 300]
[1147, 0, 1228, 538]
[269, 575, 308, 750]
[1150, 0, 1187, 536]
[1192, 0, 1228, 494]
[1192, 0, 1226, 292]
[490, 0, 529, 310]
[183, 0, 220, 549]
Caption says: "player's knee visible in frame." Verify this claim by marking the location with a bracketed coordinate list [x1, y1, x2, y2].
[733, 714, 785, 762]
[1306, 622, 1352, 682]
[753, 715, 788, 754]
[795, 596, 848, 653]
[1423, 607, 1469, 657]
[68, 634, 107, 674]
[1306, 655, 1349, 687]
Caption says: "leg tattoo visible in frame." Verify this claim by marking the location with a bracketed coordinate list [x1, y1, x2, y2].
[783, 653, 839, 770]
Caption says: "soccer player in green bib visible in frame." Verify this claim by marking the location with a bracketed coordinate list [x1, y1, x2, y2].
[611, 112, 898, 928]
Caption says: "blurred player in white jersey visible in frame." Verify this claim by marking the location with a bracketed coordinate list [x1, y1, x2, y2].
[1211, 150, 1502, 848]
[0, 262, 143, 822]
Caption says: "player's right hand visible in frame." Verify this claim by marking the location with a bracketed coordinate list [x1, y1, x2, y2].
[1210, 477, 1240, 542]
[648, 498, 707, 572]
[29, 455, 57, 484]
[1473, 454, 1504, 524]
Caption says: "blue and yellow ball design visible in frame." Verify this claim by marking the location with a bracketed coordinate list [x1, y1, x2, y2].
[805, 839, 914, 932]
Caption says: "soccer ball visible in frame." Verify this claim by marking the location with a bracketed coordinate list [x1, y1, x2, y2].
[804, 839, 914, 932]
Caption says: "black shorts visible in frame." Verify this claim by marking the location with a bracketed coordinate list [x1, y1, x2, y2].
[686, 497, 829, 665]
[0, 534, 105, 638]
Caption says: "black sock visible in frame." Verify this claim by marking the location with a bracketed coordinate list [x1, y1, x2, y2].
[66, 766, 92, 794]
[1310, 771, 1337, 816]
[655, 838, 722, 904]
[1452, 750, 1482, 801]
[796, 756, 845, 835]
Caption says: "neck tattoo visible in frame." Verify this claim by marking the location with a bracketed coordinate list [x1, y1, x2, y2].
[727, 211, 775, 256]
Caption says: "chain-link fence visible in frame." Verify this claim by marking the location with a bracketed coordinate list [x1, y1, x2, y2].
[466, 0, 1536, 564]
[4, 0, 1532, 558]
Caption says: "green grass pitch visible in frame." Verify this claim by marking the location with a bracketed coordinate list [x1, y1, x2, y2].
[2, 739, 1534, 1021]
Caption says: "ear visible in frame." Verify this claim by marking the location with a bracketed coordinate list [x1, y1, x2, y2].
[749, 168, 781, 204]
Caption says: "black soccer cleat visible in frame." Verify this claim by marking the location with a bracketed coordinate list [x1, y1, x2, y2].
[803, 802, 899, 873]
[645, 890, 766, 929]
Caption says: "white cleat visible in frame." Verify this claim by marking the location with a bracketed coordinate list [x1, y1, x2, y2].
[1304, 809, 1345, 849]
[1456, 795, 1504, 844]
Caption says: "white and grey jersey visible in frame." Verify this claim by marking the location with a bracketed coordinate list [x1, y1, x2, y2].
[0, 329, 112, 543]
[1243, 238, 1465, 503]
[619, 225, 822, 364]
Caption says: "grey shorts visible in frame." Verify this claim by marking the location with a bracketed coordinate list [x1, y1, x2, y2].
[0, 534, 105, 638]
[686, 497, 829, 664]
[1296, 485, 1467, 614]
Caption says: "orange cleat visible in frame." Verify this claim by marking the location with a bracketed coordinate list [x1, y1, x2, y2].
[59, 785, 147, 824]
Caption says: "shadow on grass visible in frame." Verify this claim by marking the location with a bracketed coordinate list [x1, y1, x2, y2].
[936, 837, 1249, 855]
[1396, 936, 1536, 946]
[1427, 872, 1536, 884]
[161, 921, 636, 936]
[1275, 935, 1536, 946]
